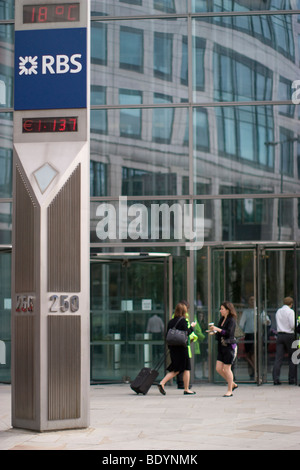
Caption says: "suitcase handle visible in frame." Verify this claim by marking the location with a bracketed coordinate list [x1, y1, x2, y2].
[152, 351, 167, 372]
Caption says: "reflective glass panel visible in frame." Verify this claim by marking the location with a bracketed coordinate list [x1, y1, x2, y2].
[0, 203, 12, 244]
[91, 0, 188, 16]
[0, 24, 14, 109]
[90, 107, 189, 197]
[192, 15, 299, 103]
[91, 18, 189, 105]
[0, 113, 12, 198]
[90, 197, 299, 245]
[0, 0, 14, 20]
[202, 197, 298, 242]
[193, 105, 299, 196]
[90, 198, 193, 245]
[90, 255, 168, 383]
[192, 0, 298, 12]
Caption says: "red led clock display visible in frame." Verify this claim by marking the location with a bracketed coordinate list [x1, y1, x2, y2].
[22, 117, 78, 133]
[23, 3, 80, 24]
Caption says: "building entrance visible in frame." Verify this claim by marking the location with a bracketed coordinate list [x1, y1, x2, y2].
[210, 244, 299, 384]
[90, 253, 172, 383]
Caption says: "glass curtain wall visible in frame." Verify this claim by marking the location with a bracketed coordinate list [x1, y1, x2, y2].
[0, 4, 13, 382]
[89, 1, 300, 383]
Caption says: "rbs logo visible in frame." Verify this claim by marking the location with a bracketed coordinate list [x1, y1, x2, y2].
[15, 28, 87, 110]
[19, 54, 83, 76]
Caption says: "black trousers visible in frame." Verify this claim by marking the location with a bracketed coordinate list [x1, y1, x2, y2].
[272, 333, 296, 384]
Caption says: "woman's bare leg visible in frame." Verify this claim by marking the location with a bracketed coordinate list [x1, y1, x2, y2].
[160, 371, 178, 388]
[216, 360, 235, 395]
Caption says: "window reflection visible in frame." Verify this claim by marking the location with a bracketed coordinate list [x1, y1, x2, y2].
[90, 15, 298, 107]
[91, 0, 187, 16]
[221, 198, 272, 241]
[154, 32, 173, 81]
[154, 0, 176, 13]
[278, 77, 295, 117]
[0, 202, 12, 244]
[0, 25, 14, 109]
[0, 1, 14, 20]
[119, 90, 142, 139]
[192, 0, 296, 12]
[91, 23, 107, 66]
[197, 15, 295, 61]
[0, 113, 12, 198]
[120, 26, 144, 73]
[213, 46, 273, 102]
[216, 106, 274, 167]
[91, 18, 188, 106]
[122, 168, 178, 196]
[194, 108, 210, 151]
[90, 104, 298, 197]
[152, 94, 174, 144]
[90, 161, 107, 197]
[90, 107, 189, 197]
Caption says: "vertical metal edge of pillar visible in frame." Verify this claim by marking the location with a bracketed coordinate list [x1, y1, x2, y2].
[11, 156, 42, 431]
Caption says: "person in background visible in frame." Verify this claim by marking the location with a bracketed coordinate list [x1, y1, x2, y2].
[272, 297, 296, 385]
[176, 300, 198, 389]
[239, 296, 255, 379]
[210, 301, 238, 397]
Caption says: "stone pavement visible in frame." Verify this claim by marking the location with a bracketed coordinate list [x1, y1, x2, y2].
[0, 382, 300, 450]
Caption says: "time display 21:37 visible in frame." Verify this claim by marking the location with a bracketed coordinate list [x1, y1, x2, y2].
[22, 117, 78, 133]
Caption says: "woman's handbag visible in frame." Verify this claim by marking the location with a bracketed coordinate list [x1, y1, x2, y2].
[166, 318, 187, 346]
[221, 323, 245, 346]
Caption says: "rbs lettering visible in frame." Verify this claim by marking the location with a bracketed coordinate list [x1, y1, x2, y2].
[42, 54, 82, 74]
[19, 54, 83, 76]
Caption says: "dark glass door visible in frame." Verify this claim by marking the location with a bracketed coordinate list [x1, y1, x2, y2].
[90, 254, 171, 383]
[210, 244, 297, 384]
[211, 247, 256, 383]
[259, 247, 296, 384]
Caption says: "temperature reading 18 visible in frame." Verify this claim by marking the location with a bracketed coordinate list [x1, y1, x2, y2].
[23, 3, 80, 24]
[23, 116, 78, 133]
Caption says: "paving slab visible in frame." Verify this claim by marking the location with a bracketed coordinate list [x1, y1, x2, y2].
[0, 383, 300, 450]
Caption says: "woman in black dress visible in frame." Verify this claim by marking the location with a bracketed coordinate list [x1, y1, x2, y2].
[158, 303, 196, 395]
[209, 301, 238, 397]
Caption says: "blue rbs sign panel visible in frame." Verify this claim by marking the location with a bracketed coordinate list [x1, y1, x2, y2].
[14, 28, 87, 111]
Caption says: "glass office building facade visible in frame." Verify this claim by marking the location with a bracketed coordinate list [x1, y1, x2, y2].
[0, 0, 300, 385]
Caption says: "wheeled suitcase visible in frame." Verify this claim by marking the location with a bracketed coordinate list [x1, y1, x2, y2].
[130, 354, 165, 395]
[130, 367, 159, 395]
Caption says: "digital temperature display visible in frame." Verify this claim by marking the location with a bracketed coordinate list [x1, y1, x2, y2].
[23, 3, 80, 24]
[22, 117, 78, 133]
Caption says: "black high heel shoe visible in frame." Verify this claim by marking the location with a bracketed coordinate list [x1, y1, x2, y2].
[158, 384, 166, 395]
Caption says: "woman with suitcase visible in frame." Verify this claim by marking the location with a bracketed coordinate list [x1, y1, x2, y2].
[158, 302, 196, 396]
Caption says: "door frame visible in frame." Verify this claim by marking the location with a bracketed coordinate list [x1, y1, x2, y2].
[208, 242, 297, 385]
[90, 252, 173, 383]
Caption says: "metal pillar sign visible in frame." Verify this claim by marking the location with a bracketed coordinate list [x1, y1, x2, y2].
[12, 0, 90, 431]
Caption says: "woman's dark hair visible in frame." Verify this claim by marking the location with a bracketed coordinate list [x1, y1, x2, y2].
[221, 301, 237, 320]
[174, 303, 187, 318]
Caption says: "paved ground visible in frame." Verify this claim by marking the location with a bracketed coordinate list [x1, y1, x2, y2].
[0, 382, 300, 451]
